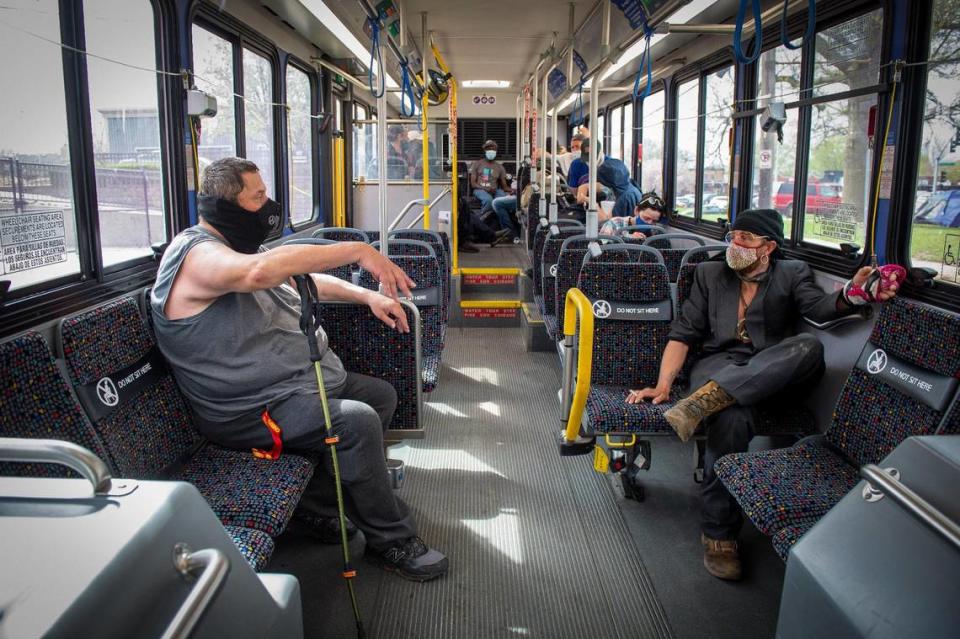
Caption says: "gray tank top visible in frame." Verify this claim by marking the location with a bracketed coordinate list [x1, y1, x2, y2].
[150, 226, 347, 422]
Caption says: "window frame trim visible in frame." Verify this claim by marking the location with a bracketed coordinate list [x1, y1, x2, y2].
[285, 55, 320, 230]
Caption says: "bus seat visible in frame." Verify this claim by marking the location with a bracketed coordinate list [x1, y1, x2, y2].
[642, 233, 708, 283]
[771, 524, 808, 562]
[362, 250, 442, 393]
[390, 229, 451, 332]
[553, 235, 623, 342]
[716, 297, 960, 558]
[58, 297, 314, 538]
[224, 525, 276, 572]
[320, 300, 423, 434]
[0, 331, 280, 570]
[284, 237, 355, 282]
[523, 190, 540, 252]
[576, 245, 676, 435]
[312, 227, 370, 243]
[540, 227, 586, 338]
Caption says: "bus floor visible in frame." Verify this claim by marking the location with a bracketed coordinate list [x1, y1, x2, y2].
[269, 326, 783, 638]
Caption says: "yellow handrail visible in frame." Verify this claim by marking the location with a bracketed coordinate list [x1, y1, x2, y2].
[563, 287, 594, 443]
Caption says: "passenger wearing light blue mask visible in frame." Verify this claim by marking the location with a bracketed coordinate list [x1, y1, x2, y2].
[470, 139, 512, 220]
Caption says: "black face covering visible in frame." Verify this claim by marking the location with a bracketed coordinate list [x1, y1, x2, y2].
[197, 194, 282, 254]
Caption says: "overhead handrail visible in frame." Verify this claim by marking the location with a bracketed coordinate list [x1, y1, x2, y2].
[0, 438, 112, 495]
[160, 544, 230, 639]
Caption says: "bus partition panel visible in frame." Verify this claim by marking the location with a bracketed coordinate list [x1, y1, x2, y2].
[715, 296, 960, 560]
[0, 330, 282, 571]
[56, 296, 314, 539]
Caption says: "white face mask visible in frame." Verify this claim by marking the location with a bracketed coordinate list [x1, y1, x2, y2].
[725, 244, 761, 271]
[485, 150, 497, 161]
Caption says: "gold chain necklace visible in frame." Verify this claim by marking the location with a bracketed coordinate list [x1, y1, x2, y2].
[737, 285, 753, 344]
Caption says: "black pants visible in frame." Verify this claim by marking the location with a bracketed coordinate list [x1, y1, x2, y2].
[195, 373, 417, 550]
[690, 334, 825, 540]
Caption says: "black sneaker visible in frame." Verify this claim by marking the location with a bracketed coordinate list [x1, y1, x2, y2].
[295, 512, 358, 544]
[459, 242, 479, 253]
[365, 536, 448, 582]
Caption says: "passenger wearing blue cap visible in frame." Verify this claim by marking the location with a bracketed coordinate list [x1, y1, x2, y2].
[626, 208, 901, 581]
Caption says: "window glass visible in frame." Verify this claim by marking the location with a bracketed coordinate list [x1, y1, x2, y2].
[701, 67, 734, 220]
[813, 10, 883, 97]
[353, 122, 446, 181]
[85, 0, 166, 268]
[675, 79, 699, 218]
[641, 92, 664, 193]
[610, 106, 623, 161]
[242, 49, 275, 197]
[192, 25, 236, 162]
[911, 0, 960, 285]
[623, 102, 634, 171]
[286, 65, 314, 225]
[803, 95, 875, 249]
[752, 45, 801, 230]
[0, 0, 81, 291]
[597, 114, 605, 150]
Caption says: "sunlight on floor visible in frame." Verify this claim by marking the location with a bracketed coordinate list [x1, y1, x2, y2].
[453, 366, 500, 385]
[389, 445, 506, 478]
[463, 508, 523, 564]
[478, 401, 501, 417]
[425, 401, 468, 418]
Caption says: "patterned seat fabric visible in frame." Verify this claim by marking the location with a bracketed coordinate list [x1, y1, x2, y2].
[531, 223, 552, 301]
[553, 238, 600, 342]
[362, 255, 441, 392]
[0, 332, 114, 478]
[322, 303, 421, 431]
[390, 230, 450, 330]
[540, 229, 584, 336]
[525, 192, 540, 255]
[59, 297, 314, 537]
[771, 523, 813, 562]
[365, 230, 380, 243]
[175, 444, 313, 537]
[714, 439, 859, 535]
[577, 261, 676, 434]
[718, 297, 960, 559]
[224, 525, 275, 572]
[422, 353, 441, 393]
[312, 227, 369, 243]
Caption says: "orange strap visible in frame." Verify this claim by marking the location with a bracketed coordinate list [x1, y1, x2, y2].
[252, 410, 283, 460]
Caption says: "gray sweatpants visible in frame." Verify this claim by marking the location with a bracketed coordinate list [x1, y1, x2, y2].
[691, 334, 825, 540]
[195, 373, 417, 550]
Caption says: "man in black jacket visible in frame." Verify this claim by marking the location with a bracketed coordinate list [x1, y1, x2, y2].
[627, 209, 899, 580]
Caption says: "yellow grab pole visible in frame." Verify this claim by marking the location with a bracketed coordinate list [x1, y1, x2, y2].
[563, 288, 595, 443]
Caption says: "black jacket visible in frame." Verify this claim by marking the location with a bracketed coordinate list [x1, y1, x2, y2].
[668, 259, 855, 355]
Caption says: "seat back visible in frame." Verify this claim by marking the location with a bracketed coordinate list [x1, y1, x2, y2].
[541, 227, 588, 319]
[554, 235, 623, 338]
[284, 237, 355, 282]
[0, 332, 114, 478]
[643, 233, 708, 282]
[615, 224, 667, 239]
[825, 297, 960, 467]
[577, 245, 672, 387]
[389, 229, 449, 325]
[524, 190, 541, 251]
[361, 254, 442, 358]
[59, 297, 202, 478]
[675, 245, 728, 312]
[312, 227, 370, 243]
[532, 219, 583, 296]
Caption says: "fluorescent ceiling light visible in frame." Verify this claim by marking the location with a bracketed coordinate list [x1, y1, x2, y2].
[601, 0, 713, 80]
[462, 80, 511, 88]
[301, 0, 397, 88]
[556, 94, 578, 112]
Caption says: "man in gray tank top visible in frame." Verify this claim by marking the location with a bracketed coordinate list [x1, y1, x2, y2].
[151, 157, 447, 581]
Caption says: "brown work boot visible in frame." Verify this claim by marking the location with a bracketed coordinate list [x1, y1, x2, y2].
[701, 533, 742, 581]
[663, 380, 735, 442]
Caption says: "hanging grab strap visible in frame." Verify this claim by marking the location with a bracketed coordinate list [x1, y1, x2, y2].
[575, 77, 585, 126]
[399, 60, 417, 117]
[733, 0, 763, 65]
[368, 16, 385, 98]
[781, 0, 815, 50]
[632, 25, 655, 101]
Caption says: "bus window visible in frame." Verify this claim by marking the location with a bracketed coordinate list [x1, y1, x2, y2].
[675, 78, 699, 218]
[701, 66, 734, 220]
[610, 104, 623, 162]
[752, 43, 801, 229]
[801, 10, 883, 250]
[85, 0, 167, 269]
[623, 102, 634, 173]
[192, 25, 237, 161]
[0, 0, 81, 292]
[242, 48, 275, 198]
[911, 0, 960, 287]
[286, 64, 315, 225]
[641, 89, 665, 193]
